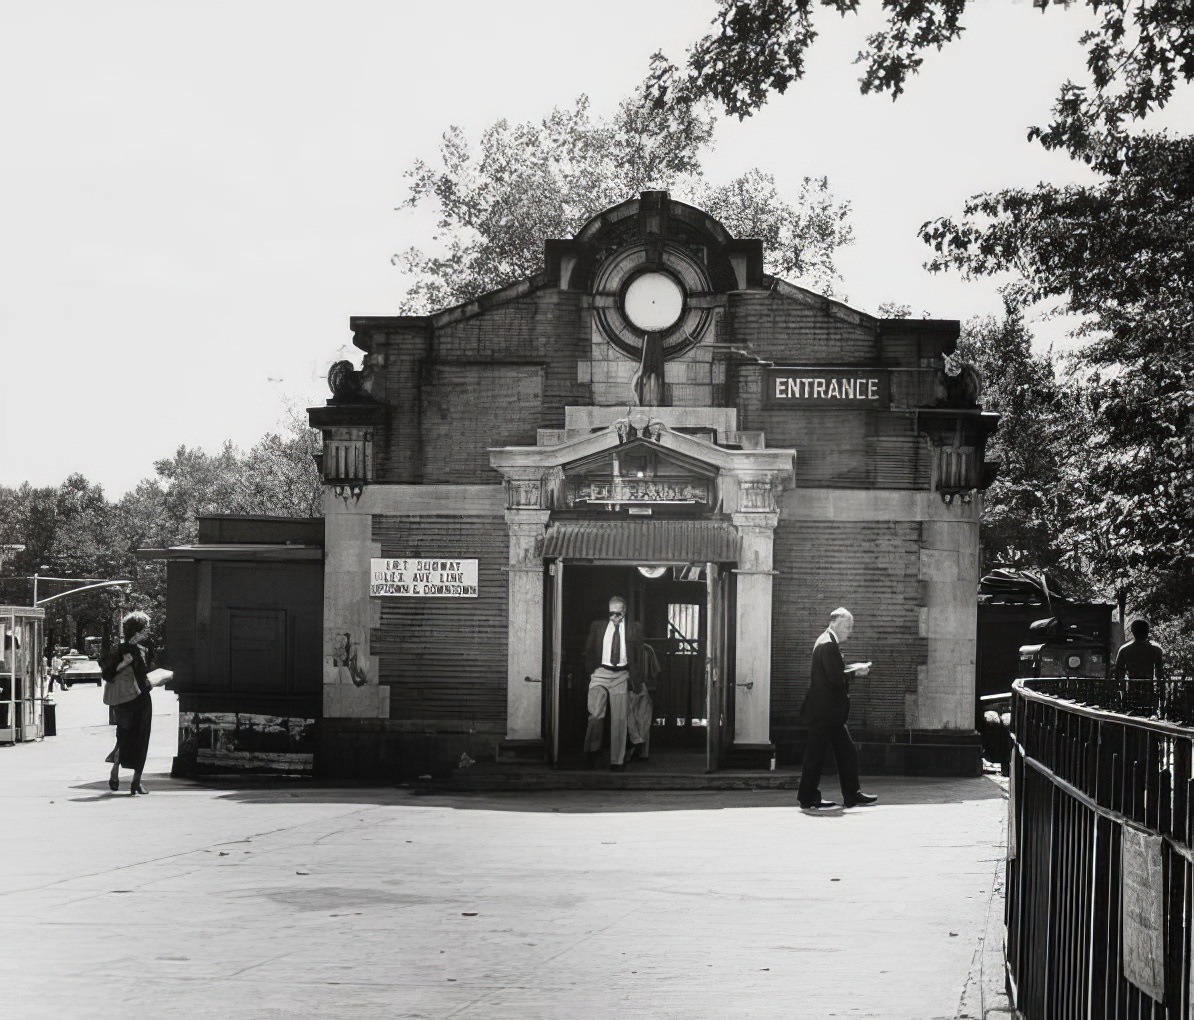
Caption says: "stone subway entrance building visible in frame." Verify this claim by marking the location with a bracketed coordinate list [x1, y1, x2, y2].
[309, 192, 998, 779]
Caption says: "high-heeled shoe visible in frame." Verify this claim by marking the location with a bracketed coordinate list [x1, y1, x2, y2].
[108, 777, 119, 792]
[129, 783, 148, 795]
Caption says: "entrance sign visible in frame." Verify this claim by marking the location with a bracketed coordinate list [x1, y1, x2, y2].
[370, 558, 478, 598]
[764, 368, 890, 408]
[571, 479, 710, 506]
[1121, 825, 1164, 1002]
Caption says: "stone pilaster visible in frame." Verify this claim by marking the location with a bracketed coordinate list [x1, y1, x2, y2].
[914, 513, 981, 729]
[321, 490, 387, 720]
[731, 509, 779, 747]
[505, 508, 550, 741]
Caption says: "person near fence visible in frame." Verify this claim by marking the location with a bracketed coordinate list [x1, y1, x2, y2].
[1114, 618, 1164, 681]
[583, 595, 645, 771]
[797, 607, 878, 811]
[101, 611, 155, 795]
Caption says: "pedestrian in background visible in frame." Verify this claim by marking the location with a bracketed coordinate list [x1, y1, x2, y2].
[1114, 618, 1164, 681]
[1114, 616, 1166, 716]
[626, 641, 660, 762]
[101, 611, 154, 795]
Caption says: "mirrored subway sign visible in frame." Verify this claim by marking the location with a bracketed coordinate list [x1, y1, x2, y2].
[370, 558, 479, 597]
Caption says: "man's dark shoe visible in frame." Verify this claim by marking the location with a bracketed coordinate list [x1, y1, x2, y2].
[626, 743, 644, 762]
[609, 763, 625, 772]
[845, 792, 878, 807]
[799, 799, 837, 810]
[584, 751, 599, 770]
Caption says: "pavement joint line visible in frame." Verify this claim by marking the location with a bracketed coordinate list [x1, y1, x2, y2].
[4, 803, 395, 899]
[438, 900, 646, 1020]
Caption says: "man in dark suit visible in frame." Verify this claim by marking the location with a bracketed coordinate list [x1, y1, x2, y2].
[583, 595, 645, 771]
[797, 607, 878, 810]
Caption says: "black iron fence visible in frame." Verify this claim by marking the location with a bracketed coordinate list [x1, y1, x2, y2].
[1008, 678, 1194, 1018]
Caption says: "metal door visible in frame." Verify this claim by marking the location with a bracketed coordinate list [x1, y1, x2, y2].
[705, 563, 729, 771]
[546, 560, 564, 764]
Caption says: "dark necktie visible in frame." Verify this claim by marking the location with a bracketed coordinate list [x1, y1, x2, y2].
[611, 623, 622, 666]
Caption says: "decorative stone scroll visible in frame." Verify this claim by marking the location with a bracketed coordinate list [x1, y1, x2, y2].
[504, 478, 543, 510]
[738, 475, 783, 513]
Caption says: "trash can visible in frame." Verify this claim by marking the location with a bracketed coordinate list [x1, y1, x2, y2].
[43, 697, 56, 737]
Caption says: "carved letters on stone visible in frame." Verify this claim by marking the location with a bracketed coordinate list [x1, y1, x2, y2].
[570, 479, 709, 507]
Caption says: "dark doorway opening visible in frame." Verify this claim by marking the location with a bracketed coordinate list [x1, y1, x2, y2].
[554, 564, 708, 768]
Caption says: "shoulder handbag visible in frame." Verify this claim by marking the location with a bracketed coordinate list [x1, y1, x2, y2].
[103, 658, 142, 706]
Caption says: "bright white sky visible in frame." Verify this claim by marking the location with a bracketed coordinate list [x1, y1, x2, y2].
[2, 1, 1187, 497]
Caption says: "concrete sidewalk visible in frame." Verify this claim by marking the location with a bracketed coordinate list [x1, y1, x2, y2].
[1, 685, 1012, 1019]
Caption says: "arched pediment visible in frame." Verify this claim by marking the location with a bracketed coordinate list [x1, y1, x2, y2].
[490, 420, 796, 514]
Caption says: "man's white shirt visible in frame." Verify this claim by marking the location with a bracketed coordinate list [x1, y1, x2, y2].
[602, 620, 627, 667]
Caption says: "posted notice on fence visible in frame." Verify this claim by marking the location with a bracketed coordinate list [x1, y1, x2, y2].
[1121, 825, 1164, 1002]
[370, 558, 478, 598]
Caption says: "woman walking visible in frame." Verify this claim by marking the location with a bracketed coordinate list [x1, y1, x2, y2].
[101, 611, 155, 795]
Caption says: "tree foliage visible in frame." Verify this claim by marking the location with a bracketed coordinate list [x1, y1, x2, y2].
[653, 0, 1194, 630]
[954, 309, 1092, 595]
[925, 133, 1194, 617]
[692, 169, 853, 295]
[648, 0, 1194, 166]
[395, 84, 853, 311]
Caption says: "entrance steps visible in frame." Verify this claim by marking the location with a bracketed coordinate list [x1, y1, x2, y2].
[413, 750, 801, 792]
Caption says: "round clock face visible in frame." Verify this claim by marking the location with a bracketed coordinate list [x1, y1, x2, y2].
[623, 272, 684, 332]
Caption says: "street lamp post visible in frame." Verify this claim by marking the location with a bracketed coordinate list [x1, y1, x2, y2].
[32, 566, 50, 607]
[35, 579, 132, 606]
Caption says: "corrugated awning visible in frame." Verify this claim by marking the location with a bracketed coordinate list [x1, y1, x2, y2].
[540, 520, 739, 563]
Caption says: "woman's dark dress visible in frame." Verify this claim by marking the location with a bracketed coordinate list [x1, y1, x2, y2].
[102, 642, 152, 772]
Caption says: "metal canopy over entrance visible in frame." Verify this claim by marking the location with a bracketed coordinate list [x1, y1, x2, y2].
[540, 520, 739, 563]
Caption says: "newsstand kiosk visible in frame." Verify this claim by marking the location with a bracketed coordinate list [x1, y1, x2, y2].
[0, 606, 46, 743]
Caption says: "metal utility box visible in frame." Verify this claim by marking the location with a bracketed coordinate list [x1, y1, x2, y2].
[1, 606, 46, 743]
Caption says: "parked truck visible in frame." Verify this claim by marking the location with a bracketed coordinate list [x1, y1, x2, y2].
[975, 569, 1115, 772]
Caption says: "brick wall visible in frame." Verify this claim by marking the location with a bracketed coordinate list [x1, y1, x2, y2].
[419, 363, 546, 482]
[771, 519, 925, 732]
[727, 290, 877, 364]
[370, 515, 509, 724]
[728, 290, 937, 489]
[370, 289, 589, 484]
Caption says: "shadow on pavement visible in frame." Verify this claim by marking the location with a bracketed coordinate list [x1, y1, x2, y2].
[165, 774, 1008, 814]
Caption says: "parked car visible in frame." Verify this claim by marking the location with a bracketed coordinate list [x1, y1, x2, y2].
[59, 653, 103, 688]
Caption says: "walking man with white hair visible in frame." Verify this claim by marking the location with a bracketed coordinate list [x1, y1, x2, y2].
[797, 607, 878, 811]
